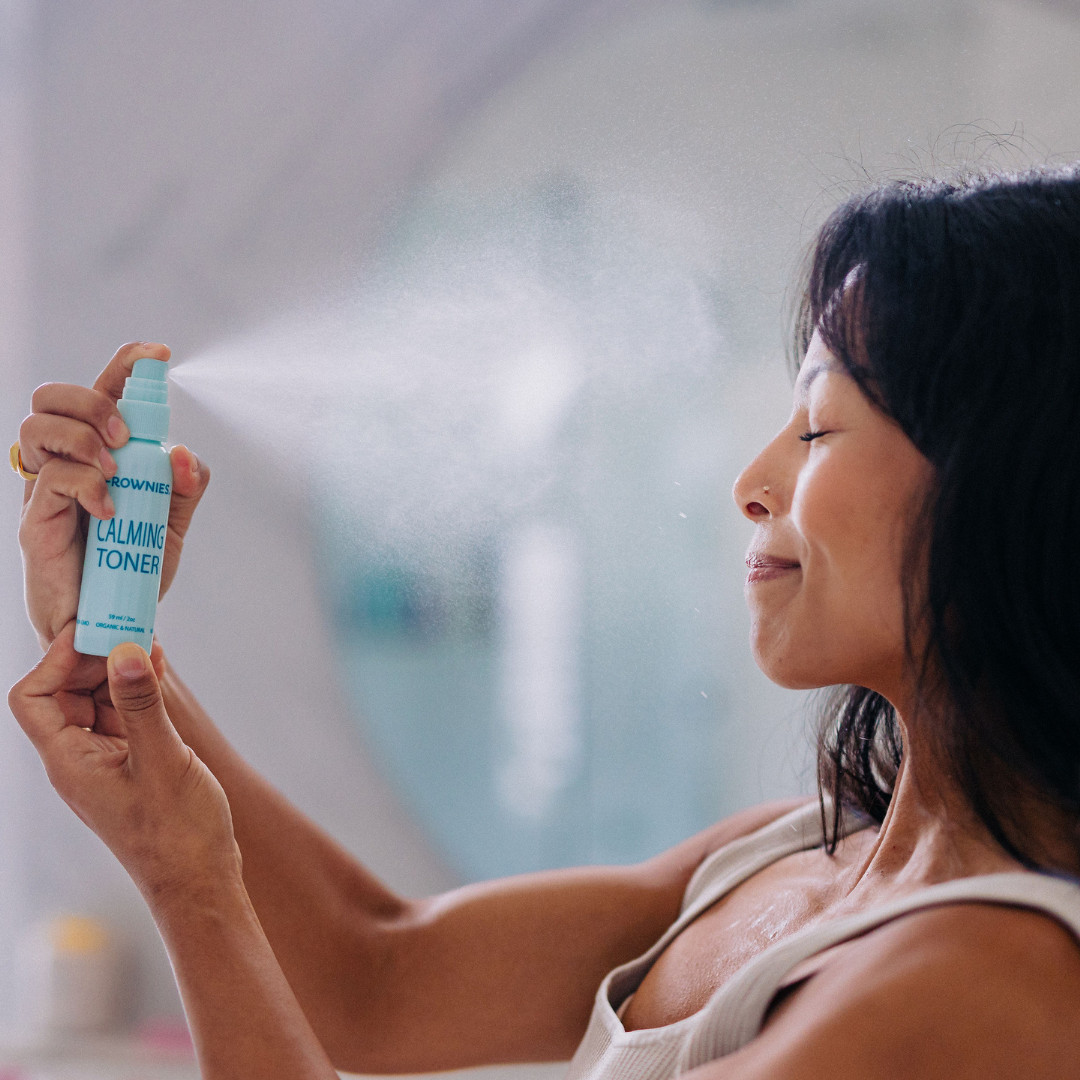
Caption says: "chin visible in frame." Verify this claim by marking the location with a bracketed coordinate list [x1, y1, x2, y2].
[749, 628, 834, 691]
[756, 662, 830, 691]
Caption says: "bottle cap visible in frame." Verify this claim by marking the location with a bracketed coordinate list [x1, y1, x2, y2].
[117, 357, 170, 442]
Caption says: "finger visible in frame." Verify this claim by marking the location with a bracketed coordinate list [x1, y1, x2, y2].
[22, 457, 115, 528]
[168, 445, 208, 505]
[106, 643, 183, 763]
[92, 342, 171, 403]
[159, 446, 210, 598]
[20, 411, 120, 479]
[7, 624, 83, 750]
[149, 638, 167, 680]
[29, 383, 130, 453]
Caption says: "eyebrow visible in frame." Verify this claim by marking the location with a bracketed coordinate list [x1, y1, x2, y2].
[794, 360, 830, 402]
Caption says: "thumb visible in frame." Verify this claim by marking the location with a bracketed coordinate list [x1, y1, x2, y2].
[106, 643, 181, 759]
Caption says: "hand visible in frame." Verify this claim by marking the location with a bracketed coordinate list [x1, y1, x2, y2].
[7, 624, 241, 902]
[17, 342, 211, 648]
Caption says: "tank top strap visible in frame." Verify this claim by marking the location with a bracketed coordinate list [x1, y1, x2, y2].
[678, 870, 1080, 1070]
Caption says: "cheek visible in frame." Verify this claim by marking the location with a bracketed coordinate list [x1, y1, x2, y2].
[755, 450, 917, 689]
[794, 453, 893, 571]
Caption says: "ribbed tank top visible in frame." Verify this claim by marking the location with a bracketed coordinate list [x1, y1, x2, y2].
[566, 801, 1080, 1080]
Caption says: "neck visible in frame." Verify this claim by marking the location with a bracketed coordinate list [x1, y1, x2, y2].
[842, 669, 1080, 889]
[855, 753, 1008, 887]
[836, 720, 1036, 903]
[832, 664, 1080, 897]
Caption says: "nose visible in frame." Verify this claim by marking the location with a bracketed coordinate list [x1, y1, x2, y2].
[733, 455, 774, 522]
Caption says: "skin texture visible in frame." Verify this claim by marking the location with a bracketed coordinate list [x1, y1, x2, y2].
[8, 334, 1080, 1079]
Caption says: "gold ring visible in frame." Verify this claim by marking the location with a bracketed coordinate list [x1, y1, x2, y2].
[9, 441, 38, 481]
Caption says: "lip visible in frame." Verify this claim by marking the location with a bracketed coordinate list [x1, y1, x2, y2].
[745, 552, 801, 585]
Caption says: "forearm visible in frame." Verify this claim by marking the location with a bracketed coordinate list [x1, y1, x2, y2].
[151, 877, 339, 1080]
[159, 663, 411, 1053]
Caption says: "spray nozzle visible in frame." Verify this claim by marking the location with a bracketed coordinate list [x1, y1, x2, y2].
[123, 357, 169, 403]
[118, 357, 170, 442]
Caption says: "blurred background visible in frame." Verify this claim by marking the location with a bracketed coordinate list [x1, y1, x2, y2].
[1, 0, 1079, 1075]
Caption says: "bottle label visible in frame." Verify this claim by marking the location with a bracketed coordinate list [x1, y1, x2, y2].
[105, 475, 171, 494]
[90, 516, 166, 575]
[75, 463, 172, 656]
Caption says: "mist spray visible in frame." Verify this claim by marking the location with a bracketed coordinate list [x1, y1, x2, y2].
[74, 358, 172, 657]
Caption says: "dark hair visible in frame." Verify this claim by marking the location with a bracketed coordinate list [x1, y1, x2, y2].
[798, 165, 1080, 867]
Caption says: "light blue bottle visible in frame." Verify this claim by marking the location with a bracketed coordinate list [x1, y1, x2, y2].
[75, 358, 172, 657]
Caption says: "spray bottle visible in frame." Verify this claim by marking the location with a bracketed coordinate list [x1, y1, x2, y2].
[74, 358, 172, 657]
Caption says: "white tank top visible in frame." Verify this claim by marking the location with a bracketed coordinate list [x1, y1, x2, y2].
[566, 801, 1080, 1080]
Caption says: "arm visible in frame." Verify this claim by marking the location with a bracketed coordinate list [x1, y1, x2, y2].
[162, 660, 807, 1072]
[154, 881, 339, 1080]
[689, 903, 1080, 1080]
[8, 630, 340, 1080]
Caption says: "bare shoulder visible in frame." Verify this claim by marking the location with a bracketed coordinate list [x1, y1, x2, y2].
[638, 797, 814, 890]
[738, 901, 1080, 1080]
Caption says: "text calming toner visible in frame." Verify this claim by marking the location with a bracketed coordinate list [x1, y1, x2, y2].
[75, 357, 172, 656]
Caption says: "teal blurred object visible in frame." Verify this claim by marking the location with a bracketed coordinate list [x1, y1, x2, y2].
[314, 183, 734, 881]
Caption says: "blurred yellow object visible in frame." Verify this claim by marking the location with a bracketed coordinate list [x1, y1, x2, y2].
[15, 915, 121, 1035]
[50, 915, 110, 955]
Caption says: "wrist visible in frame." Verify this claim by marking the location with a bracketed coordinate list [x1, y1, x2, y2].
[142, 859, 249, 924]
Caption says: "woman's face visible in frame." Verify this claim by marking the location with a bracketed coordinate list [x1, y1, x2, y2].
[732, 332, 934, 701]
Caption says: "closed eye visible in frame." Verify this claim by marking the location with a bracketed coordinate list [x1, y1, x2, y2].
[799, 430, 831, 442]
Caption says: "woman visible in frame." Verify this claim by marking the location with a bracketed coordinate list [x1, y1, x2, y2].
[9, 166, 1080, 1079]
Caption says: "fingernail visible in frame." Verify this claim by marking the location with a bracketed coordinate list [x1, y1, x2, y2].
[189, 450, 200, 478]
[107, 416, 129, 445]
[103, 494, 115, 517]
[112, 644, 147, 679]
[99, 447, 116, 476]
